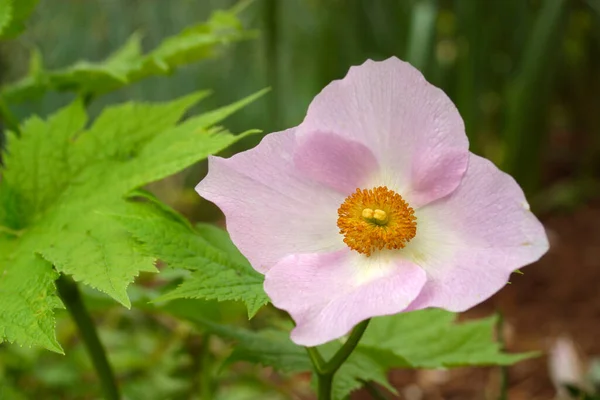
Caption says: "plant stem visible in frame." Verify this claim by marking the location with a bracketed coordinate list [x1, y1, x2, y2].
[316, 372, 334, 400]
[306, 319, 371, 400]
[496, 313, 508, 400]
[56, 275, 120, 400]
[199, 334, 214, 400]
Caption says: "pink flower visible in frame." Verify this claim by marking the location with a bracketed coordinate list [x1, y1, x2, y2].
[196, 57, 549, 346]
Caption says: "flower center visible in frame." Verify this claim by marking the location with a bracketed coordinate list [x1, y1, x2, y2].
[337, 186, 417, 256]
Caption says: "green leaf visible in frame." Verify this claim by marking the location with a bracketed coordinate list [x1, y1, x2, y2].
[1, 9, 253, 102]
[2, 100, 87, 224]
[331, 349, 397, 400]
[359, 309, 535, 368]
[39, 210, 157, 308]
[0, 0, 13, 37]
[114, 200, 269, 318]
[67, 91, 209, 171]
[0, 0, 38, 39]
[221, 328, 311, 374]
[180, 317, 311, 374]
[190, 87, 270, 128]
[195, 223, 251, 268]
[188, 320, 394, 400]
[0, 90, 262, 351]
[0, 251, 63, 353]
[178, 310, 531, 400]
[158, 267, 267, 319]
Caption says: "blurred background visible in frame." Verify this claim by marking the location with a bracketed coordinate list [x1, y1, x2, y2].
[1, 0, 599, 399]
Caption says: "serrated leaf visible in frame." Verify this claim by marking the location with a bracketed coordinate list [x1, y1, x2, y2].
[220, 327, 311, 374]
[2, 9, 252, 102]
[0, 252, 63, 353]
[101, 31, 144, 76]
[191, 88, 270, 128]
[195, 223, 251, 268]
[114, 201, 269, 318]
[39, 210, 157, 308]
[183, 318, 311, 374]
[117, 126, 260, 193]
[68, 91, 209, 171]
[157, 267, 267, 319]
[0, 89, 262, 350]
[359, 309, 535, 368]
[330, 348, 398, 400]
[173, 310, 531, 400]
[185, 320, 393, 400]
[2, 100, 87, 223]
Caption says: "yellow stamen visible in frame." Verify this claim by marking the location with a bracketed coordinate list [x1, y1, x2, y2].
[372, 209, 387, 223]
[361, 208, 374, 219]
[337, 186, 417, 256]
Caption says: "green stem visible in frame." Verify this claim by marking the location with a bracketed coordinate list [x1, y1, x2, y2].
[496, 313, 508, 400]
[199, 334, 214, 400]
[306, 319, 371, 400]
[316, 372, 334, 400]
[56, 275, 120, 400]
[306, 346, 326, 373]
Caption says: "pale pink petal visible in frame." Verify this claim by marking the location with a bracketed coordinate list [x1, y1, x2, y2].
[404, 154, 549, 312]
[196, 129, 346, 273]
[264, 249, 427, 346]
[293, 131, 379, 194]
[297, 57, 468, 207]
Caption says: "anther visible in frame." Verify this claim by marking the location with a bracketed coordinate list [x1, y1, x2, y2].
[373, 209, 387, 223]
[337, 186, 417, 256]
[361, 208, 374, 219]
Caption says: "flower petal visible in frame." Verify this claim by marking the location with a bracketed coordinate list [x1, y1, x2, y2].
[403, 154, 549, 312]
[298, 57, 468, 207]
[196, 129, 345, 273]
[264, 249, 427, 346]
[293, 131, 379, 194]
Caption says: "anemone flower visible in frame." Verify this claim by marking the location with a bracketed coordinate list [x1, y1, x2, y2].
[196, 57, 549, 346]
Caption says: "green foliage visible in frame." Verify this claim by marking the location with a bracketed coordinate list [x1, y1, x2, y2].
[0, 0, 38, 39]
[2, 9, 253, 102]
[0, 0, 13, 36]
[0, 1, 580, 396]
[0, 306, 198, 400]
[503, 0, 568, 193]
[405, 0, 438, 72]
[358, 309, 535, 368]
[182, 310, 533, 400]
[321, 344, 398, 400]
[199, 321, 394, 399]
[566, 385, 600, 400]
[0, 89, 263, 352]
[209, 323, 311, 374]
[115, 200, 269, 319]
[0, 252, 62, 353]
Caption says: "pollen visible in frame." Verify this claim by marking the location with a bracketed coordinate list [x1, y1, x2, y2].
[337, 186, 417, 256]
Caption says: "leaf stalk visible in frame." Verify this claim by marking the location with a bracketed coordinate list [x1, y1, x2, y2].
[56, 275, 120, 400]
[306, 319, 371, 400]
